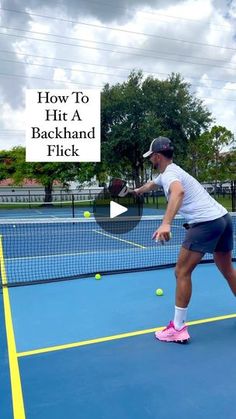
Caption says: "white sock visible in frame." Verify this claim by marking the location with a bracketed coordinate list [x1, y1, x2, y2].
[174, 306, 188, 330]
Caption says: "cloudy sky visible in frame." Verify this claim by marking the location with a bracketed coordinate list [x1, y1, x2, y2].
[0, 0, 236, 150]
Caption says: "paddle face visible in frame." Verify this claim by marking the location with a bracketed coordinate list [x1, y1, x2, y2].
[108, 178, 130, 197]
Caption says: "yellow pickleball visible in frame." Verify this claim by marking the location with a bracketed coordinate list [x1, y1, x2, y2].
[156, 288, 164, 296]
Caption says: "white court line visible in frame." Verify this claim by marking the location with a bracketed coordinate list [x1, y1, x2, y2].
[92, 229, 146, 249]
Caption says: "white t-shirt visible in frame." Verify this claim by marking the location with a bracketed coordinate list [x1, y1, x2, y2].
[154, 163, 227, 223]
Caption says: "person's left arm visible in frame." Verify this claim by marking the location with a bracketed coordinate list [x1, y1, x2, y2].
[152, 181, 184, 241]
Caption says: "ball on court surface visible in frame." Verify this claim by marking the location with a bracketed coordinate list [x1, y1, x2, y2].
[83, 211, 91, 218]
[95, 273, 101, 280]
[156, 288, 164, 296]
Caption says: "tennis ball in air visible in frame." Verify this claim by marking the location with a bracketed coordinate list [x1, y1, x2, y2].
[95, 273, 101, 280]
[83, 211, 91, 218]
[156, 288, 164, 296]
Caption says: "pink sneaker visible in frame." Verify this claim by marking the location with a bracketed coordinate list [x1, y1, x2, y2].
[155, 321, 190, 343]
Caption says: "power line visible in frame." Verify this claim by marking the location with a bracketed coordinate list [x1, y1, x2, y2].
[92, 0, 234, 30]
[0, 72, 103, 88]
[33, 0, 232, 31]
[1, 48, 236, 86]
[0, 72, 236, 103]
[1, 31, 236, 72]
[1, 57, 124, 79]
[0, 25, 233, 66]
[196, 96, 236, 102]
[0, 129, 24, 132]
[1, 4, 233, 31]
[1, 7, 236, 51]
[2, 57, 236, 93]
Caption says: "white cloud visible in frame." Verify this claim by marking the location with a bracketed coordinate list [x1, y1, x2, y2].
[0, 0, 236, 150]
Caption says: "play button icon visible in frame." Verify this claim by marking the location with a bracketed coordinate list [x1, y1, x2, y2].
[93, 191, 143, 235]
[110, 201, 128, 218]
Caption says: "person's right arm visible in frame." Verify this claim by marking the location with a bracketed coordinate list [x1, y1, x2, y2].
[134, 181, 157, 195]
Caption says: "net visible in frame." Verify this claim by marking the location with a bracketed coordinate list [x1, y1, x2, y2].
[0, 199, 93, 218]
[0, 215, 235, 287]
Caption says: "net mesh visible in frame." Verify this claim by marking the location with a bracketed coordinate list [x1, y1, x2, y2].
[0, 199, 93, 218]
[0, 215, 235, 286]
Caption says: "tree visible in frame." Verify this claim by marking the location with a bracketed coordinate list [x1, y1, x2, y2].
[143, 73, 213, 160]
[183, 126, 235, 182]
[1, 147, 80, 202]
[102, 71, 148, 185]
[0, 150, 16, 180]
[101, 71, 212, 185]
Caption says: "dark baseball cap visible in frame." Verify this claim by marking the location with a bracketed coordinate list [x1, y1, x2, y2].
[143, 136, 174, 158]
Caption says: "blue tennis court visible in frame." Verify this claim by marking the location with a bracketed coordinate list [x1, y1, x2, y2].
[1, 216, 236, 419]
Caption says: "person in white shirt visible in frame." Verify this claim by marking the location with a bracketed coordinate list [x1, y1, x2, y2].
[135, 136, 236, 343]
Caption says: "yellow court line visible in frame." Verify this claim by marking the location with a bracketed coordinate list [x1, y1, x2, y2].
[0, 236, 26, 419]
[17, 313, 236, 358]
[93, 229, 146, 249]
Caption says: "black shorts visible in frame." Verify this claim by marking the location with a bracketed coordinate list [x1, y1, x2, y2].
[182, 213, 233, 254]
